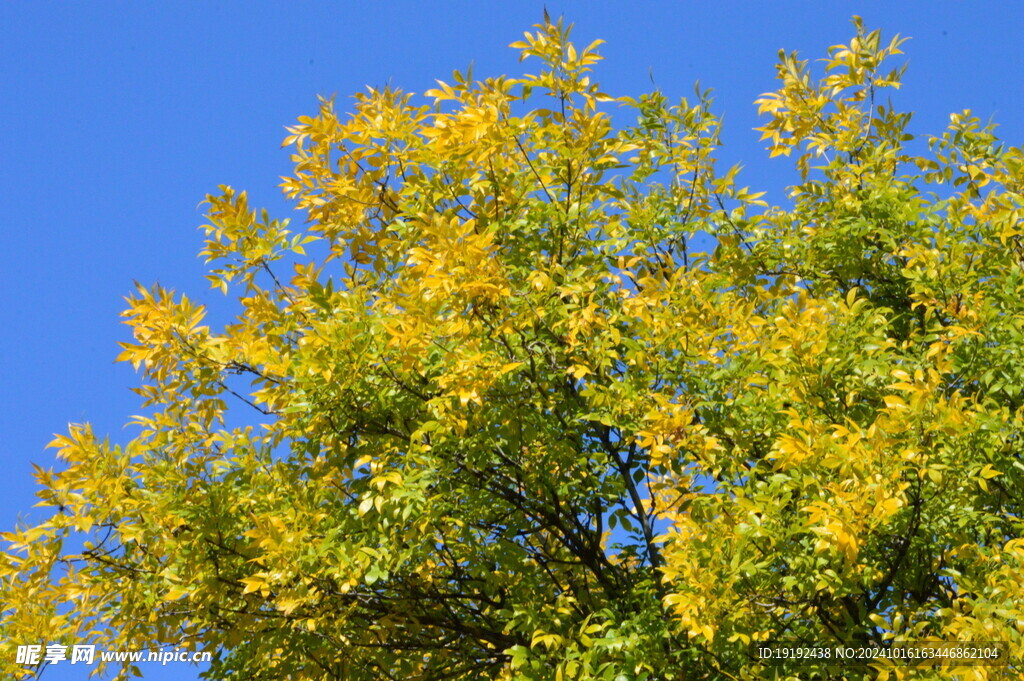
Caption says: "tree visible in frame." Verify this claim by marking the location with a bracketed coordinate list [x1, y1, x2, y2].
[3, 14, 1023, 681]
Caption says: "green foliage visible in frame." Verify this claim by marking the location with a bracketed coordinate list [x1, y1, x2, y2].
[3, 15, 1024, 681]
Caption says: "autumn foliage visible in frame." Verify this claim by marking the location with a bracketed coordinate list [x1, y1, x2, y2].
[3, 15, 1024, 680]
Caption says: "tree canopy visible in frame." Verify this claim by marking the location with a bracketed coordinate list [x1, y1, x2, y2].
[3, 14, 1024, 681]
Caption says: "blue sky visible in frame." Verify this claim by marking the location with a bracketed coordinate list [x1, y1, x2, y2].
[2, 3, 1023, 679]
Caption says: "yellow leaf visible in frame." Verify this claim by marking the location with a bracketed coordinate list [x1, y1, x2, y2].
[883, 395, 907, 410]
[240, 575, 267, 595]
[497, 362, 524, 376]
[568, 364, 591, 380]
[164, 586, 191, 601]
[979, 464, 1001, 479]
[358, 497, 374, 516]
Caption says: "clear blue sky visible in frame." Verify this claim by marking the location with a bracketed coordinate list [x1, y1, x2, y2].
[2, 3, 1022, 679]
